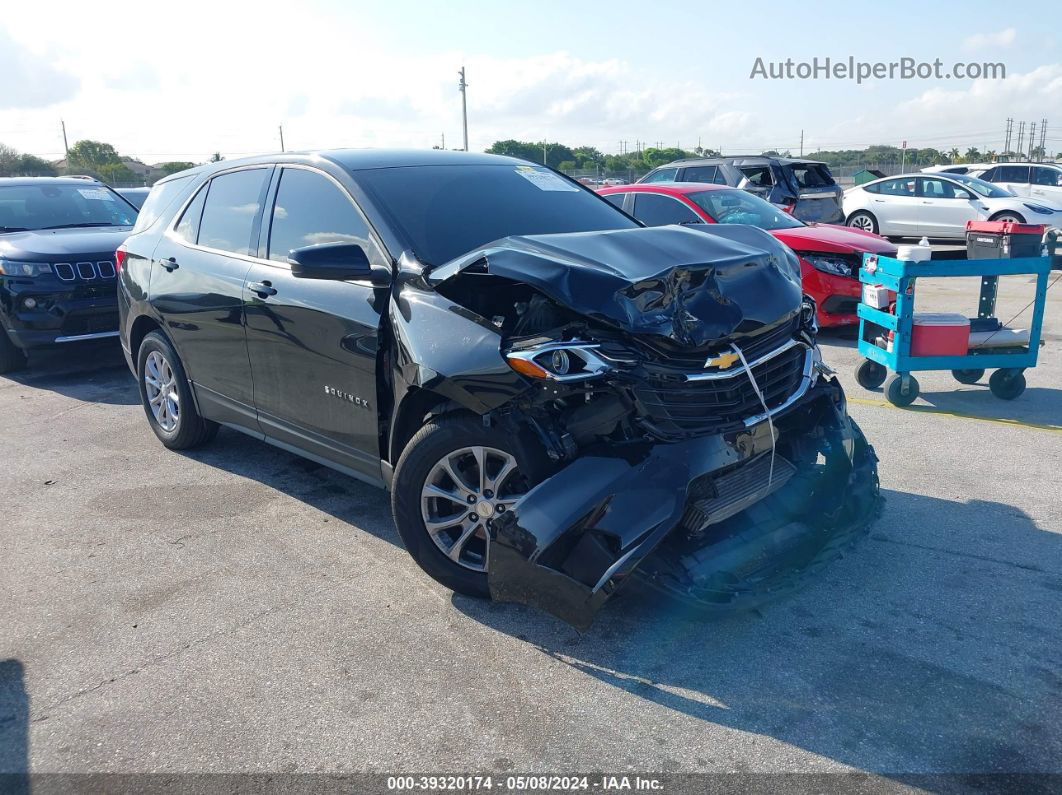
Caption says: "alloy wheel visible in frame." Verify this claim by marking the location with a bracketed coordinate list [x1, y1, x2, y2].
[144, 350, 180, 432]
[850, 214, 874, 232]
[420, 446, 529, 571]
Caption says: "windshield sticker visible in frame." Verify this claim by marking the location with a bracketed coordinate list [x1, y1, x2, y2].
[514, 166, 579, 192]
[77, 188, 114, 201]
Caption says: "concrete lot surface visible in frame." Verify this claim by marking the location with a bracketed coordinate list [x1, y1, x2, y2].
[1, 271, 1060, 780]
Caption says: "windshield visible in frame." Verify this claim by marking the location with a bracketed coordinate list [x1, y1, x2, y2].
[686, 189, 805, 230]
[947, 173, 1013, 198]
[355, 164, 638, 266]
[0, 184, 138, 232]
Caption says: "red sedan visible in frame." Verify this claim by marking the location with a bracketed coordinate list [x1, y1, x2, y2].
[598, 183, 896, 328]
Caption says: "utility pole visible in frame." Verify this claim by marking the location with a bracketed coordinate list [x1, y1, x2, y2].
[441, 132, 445, 150]
[1039, 119, 1048, 161]
[541, 140, 548, 165]
[458, 67, 469, 151]
[1029, 122, 1037, 161]
[799, 129, 804, 157]
[279, 125, 285, 152]
[60, 119, 69, 156]
[1016, 121, 1025, 156]
[1003, 117, 1013, 156]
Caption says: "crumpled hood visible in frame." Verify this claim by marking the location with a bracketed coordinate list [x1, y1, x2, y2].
[431, 224, 803, 348]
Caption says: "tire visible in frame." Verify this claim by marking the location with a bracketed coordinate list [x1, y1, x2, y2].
[855, 359, 887, 390]
[884, 373, 919, 407]
[989, 211, 1025, 224]
[0, 326, 28, 374]
[847, 211, 878, 235]
[952, 368, 984, 385]
[989, 369, 1026, 400]
[136, 331, 218, 449]
[391, 412, 553, 598]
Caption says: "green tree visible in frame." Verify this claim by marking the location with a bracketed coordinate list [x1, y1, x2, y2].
[66, 139, 122, 174]
[210, 152, 224, 162]
[16, 154, 57, 176]
[0, 143, 20, 176]
[97, 162, 136, 185]
[963, 147, 982, 163]
[158, 161, 196, 175]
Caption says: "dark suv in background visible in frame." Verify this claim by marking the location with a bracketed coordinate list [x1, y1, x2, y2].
[117, 149, 878, 628]
[0, 176, 139, 372]
[638, 156, 845, 224]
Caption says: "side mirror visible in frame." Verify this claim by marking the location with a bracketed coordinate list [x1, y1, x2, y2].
[288, 242, 389, 286]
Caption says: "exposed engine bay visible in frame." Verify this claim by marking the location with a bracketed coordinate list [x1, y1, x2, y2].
[399, 223, 880, 628]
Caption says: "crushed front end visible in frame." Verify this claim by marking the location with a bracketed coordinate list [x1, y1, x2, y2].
[426, 224, 880, 628]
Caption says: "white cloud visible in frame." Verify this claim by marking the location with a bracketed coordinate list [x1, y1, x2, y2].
[963, 27, 1017, 51]
[0, 28, 79, 109]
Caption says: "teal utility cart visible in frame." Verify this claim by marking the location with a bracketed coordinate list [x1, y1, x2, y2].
[854, 253, 1053, 406]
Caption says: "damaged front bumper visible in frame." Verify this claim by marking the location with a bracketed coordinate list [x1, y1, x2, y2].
[487, 378, 879, 629]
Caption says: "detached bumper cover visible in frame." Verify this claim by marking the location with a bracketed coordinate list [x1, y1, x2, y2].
[487, 381, 879, 629]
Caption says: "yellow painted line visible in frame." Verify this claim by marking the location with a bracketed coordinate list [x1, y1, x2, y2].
[848, 397, 1062, 434]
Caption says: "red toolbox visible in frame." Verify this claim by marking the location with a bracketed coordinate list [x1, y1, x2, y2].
[910, 313, 970, 357]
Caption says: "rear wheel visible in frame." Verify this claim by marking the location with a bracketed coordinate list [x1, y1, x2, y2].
[391, 412, 551, 598]
[847, 211, 878, 234]
[136, 331, 218, 449]
[952, 368, 984, 384]
[989, 211, 1025, 224]
[0, 326, 27, 374]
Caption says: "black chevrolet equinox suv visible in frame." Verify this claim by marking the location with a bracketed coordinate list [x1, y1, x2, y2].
[0, 177, 138, 372]
[118, 149, 878, 628]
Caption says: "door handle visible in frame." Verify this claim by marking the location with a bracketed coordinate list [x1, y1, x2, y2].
[157, 257, 179, 271]
[248, 280, 277, 298]
[921, 201, 933, 204]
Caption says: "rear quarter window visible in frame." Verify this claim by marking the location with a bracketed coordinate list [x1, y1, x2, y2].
[131, 176, 192, 234]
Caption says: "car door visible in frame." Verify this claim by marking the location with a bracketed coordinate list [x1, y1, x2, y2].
[149, 166, 272, 427]
[915, 177, 981, 237]
[991, 165, 1031, 197]
[868, 177, 921, 236]
[630, 192, 705, 226]
[1030, 166, 1062, 203]
[242, 165, 389, 483]
[640, 167, 679, 184]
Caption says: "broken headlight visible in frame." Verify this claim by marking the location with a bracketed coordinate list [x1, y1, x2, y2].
[797, 252, 854, 278]
[505, 341, 612, 382]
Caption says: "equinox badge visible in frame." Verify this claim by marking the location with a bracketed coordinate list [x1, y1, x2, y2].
[324, 385, 371, 410]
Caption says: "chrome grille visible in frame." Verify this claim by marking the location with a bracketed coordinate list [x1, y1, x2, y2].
[54, 261, 116, 282]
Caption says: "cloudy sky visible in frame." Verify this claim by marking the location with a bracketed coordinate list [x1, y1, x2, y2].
[1, 0, 1060, 163]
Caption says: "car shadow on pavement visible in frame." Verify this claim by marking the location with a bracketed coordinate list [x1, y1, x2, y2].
[177, 429, 400, 548]
[455, 489, 1062, 777]
[910, 387, 1062, 428]
[2, 343, 137, 406]
[0, 658, 29, 792]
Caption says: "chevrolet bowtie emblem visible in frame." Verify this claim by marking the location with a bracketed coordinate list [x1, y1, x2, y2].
[705, 352, 740, 369]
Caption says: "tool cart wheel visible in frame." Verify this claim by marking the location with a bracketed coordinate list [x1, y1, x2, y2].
[988, 369, 1026, 400]
[884, 373, 919, 407]
[952, 368, 985, 385]
[855, 359, 888, 389]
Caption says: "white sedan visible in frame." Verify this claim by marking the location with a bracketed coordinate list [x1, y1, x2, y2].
[843, 173, 1062, 238]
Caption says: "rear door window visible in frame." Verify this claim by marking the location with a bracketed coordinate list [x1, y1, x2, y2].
[601, 193, 626, 209]
[641, 168, 678, 183]
[877, 178, 917, 197]
[631, 193, 701, 225]
[789, 164, 835, 188]
[267, 168, 373, 263]
[197, 168, 270, 255]
[995, 165, 1031, 184]
[682, 166, 718, 183]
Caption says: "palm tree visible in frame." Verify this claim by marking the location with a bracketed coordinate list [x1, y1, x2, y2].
[947, 147, 960, 163]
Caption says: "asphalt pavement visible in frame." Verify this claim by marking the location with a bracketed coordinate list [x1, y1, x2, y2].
[1, 270, 1060, 782]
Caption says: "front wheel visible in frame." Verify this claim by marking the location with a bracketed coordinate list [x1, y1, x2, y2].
[989, 212, 1025, 225]
[952, 368, 984, 384]
[884, 373, 919, 407]
[855, 359, 887, 389]
[136, 331, 218, 449]
[391, 412, 552, 598]
[847, 211, 878, 235]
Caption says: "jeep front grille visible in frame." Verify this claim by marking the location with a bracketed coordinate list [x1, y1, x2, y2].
[55, 261, 116, 282]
